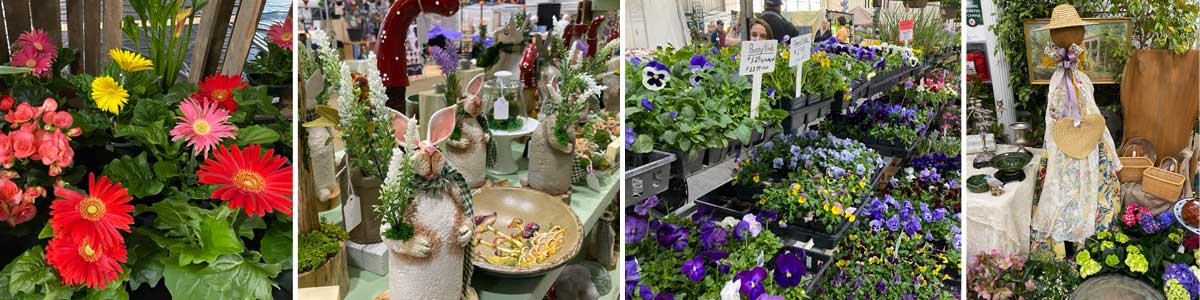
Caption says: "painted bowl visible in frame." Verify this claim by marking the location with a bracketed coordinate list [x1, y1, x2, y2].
[967, 174, 990, 193]
[470, 187, 584, 277]
[991, 151, 1033, 172]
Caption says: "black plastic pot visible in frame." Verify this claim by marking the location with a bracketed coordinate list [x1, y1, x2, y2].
[706, 146, 728, 165]
[669, 150, 706, 179]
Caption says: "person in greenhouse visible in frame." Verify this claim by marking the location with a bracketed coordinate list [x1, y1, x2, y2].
[836, 17, 850, 42]
[749, 18, 774, 42]
[714, 20, 728, 48]
[814, 19, 832, 42]
[760, 0, 797, 42]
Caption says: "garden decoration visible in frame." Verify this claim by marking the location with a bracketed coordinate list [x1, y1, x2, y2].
[1033, 4, 1123, 245]
[519, 38, 540, 116]
[377, 0, 461, 106]
[527, 37, 615, 197]
[383, 106, 478, 300]
[337, 54, 398, 244]
[469, 187, 584, 276]
[444, 74, 495, 188]
[476, 12, 529, 73]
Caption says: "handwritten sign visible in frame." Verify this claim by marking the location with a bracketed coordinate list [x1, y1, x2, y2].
[739, 40, 777, 119]
[738, 40, 778, 75]
[899, 19, 915, 43]
[789, 34, 813, 67]
[790, 34, 813, 98]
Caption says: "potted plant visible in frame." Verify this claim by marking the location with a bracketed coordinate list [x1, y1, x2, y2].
[245, 18, 293, 106]
[297, 219, 350, 300]
[332, 55, 397, 244]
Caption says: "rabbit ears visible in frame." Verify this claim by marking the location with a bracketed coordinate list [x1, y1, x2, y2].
[393, 106, 457, 146]
[464, 74, 485, 98]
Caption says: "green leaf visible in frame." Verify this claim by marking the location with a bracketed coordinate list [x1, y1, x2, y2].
[236, 126, 280, 146]
[37, 222, 54, 239]
[208, 254, 243, 272]
[631, 134, 654, 153]
[174, 215, 243, 265]
[42, 281, 71, 300]
[131, 98, 170, 127]
[260, 224, 293, 267]
[0, 66, 32, 75]
[733, 125, 752, 144]
[103, 153, 165, 198]
[140, 198, 203, 237]
[153, 160, 180, 179]
[163, 253, 279, 300]
[234, 214, 267, 239]
[3, 246, 51, 295]
[114, 120, 169, 146]
[85, 282, 128, 300]
[126, 231, 167, 290]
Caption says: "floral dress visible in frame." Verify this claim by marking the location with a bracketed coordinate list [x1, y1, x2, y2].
[1032, 44, 1123, 243]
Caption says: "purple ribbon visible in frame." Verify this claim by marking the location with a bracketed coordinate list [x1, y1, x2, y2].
[1057, 48, 1082, 126]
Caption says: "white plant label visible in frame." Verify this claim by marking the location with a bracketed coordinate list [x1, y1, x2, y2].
[494, 96, 510, 120]
[790, 34, 813, 98]
[344, 194, 362, 233]
[738, 40, 777, 119]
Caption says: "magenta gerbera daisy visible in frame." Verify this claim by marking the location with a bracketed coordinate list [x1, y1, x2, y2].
[170, 98, 237, 156]
[267, 18, 293, 50]
[11, 48, 52, 78]
[17, 28, 56, 60]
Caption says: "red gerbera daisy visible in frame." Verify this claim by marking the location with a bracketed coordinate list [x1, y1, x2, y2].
[197, 144, 293, 217]
[49, 173, 134, 249]
[46, 236, 126, 290]
[195, 73, 247, 112]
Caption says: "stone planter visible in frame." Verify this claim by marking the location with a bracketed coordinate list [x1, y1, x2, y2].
[297, 241, 349, 300]
[587, 211, 616, 269]
[348, 170, 383, 244]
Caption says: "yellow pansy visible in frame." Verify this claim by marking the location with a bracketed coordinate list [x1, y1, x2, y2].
[796, 195, 807, 204]
[845, 212, 856, 222]
[831, 205, 842, 215]
[752, 175, 760, 183]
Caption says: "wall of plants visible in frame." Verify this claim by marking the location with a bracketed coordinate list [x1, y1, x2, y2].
[0, 5, 293, 300]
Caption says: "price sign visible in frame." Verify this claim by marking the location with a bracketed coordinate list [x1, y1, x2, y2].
[899, 19, 915, 44]
[789, 34, 812, 67]
[738, 40, 777, 119]
[789, 34, 813, 98]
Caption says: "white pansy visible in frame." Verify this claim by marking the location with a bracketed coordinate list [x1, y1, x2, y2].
[720, 280, 741, 300]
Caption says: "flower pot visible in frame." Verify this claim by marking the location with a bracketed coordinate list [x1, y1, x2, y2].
[348, 170, 383, 244]
[781, 94, 808, 111]
[297, 241, 349, 300]
[669, 150, 706, 179]
[706, 146, 728, 165]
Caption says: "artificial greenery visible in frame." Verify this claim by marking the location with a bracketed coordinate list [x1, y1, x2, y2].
[551, 39, 617, 147]
[299, 218, 349, 273]
[377, 145, 416, 241]
[337, 56, 396, 180]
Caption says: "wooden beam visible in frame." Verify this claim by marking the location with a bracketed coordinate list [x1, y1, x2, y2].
[3, 0, 31, 47]
[220, 0, 266, 75]
[189, 0, 236, 82]
[101, 0, 123, 65]
[0, 2, 10, 63]
[84, 0, 101, 74]
[30, 0, 60, 45]
[66, 0, 85, 73]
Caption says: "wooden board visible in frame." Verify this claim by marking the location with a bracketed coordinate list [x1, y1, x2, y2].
[297, 243, 350, 300]
[189, 0, 237, 82]
[0, 2, 9, 62]
[83, 0, 101, 74]
[3, 0, 31, 47]
[101, 0, 123, 65]
[30, 0, 61, 44]
[220, 0, 266, 75]
[66, 0, 85, 73]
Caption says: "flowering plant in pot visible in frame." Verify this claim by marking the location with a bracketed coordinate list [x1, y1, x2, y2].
[245, 17, 294, 100]
[625, 209, 809, 299]
[1075, 203, 1195, 286]
[624, 45, 785, 157]
[0, 11, 294, 300]
[883, 152, 962, 211]
[732, 132, 883, 236]
[812, 192, 962, 299]
[967, 250, 1081, 300]
[820, 99, 932, 147]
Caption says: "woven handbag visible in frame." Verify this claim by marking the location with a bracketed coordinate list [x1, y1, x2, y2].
[1051, 72, 1106, 159]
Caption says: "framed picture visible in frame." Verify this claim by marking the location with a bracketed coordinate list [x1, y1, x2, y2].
[1022, 18, 1132, 84]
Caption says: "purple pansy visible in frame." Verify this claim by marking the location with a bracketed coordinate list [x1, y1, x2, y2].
[680, 255, 706, 282]
[626, 216, 648, 243]
[773, 251, 805, 288]
[634, 195, 660, 216]
[736, 267, 768, 300]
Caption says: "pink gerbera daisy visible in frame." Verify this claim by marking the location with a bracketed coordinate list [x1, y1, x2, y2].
[10, 48, 52, 78]
[267, 18, 293, 50]
[17, 28, 56, 60]
[170, 98, 237, 156]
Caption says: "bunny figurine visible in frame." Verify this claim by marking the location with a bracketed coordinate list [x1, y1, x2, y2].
[384, 107, 477, 300]
[526, 77, 575, 197]
[444, 74, 493, 188]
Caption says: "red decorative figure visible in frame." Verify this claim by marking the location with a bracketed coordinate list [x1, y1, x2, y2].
[563, 16, 606, 57]
[519, 39, 539, 89]
[376, 0, 460, 88]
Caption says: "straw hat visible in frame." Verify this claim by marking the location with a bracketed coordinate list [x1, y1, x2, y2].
[1034, 4, 1097, 31]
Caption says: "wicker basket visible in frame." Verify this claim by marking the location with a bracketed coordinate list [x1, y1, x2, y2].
[1144, 167, 1186, 201]
[1118, 157, 1153, 183]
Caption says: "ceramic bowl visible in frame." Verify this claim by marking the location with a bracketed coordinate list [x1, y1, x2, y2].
[470, 187, 584, 277]
[991, 151, 1032, 172]
[967, 175, 989, 193]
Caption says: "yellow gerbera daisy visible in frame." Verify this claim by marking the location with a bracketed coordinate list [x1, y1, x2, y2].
[110, 49, 153, 72]
[92, 76, 129, 114]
